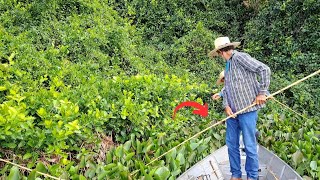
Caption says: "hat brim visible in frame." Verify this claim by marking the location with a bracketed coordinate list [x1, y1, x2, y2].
[208, 42, 241, 58]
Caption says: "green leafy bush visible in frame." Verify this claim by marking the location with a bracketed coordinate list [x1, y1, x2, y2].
[108, 0, 253, 44]
[0, 0, 319, 179]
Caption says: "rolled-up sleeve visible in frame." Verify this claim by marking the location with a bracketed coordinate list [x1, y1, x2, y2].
[236, 53, 271, 95]
[222, 88, 229, 108]
[219, 87, 225, 97]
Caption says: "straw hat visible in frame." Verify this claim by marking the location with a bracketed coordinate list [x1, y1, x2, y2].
[208, 37, 240, 58]
[216, 70, 225, 85]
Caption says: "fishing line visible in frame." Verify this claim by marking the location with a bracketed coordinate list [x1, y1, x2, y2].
[0, 158, 62, 180]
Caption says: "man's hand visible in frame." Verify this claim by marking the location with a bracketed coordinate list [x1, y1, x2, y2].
[225, 106, 236, 118]
[255, 94, 267, 105]
[212, 93, 221, 100]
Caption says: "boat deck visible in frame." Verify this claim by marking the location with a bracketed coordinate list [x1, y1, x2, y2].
[177, 145, 302, 180]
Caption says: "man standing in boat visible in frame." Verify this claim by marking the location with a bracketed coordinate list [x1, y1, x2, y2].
[209, 37, 271, 180]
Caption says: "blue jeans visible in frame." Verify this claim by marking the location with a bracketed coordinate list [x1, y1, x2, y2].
[226, 110, 259, 180]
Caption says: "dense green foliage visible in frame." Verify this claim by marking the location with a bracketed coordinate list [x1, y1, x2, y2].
[0, 0, 319, 179]
[108, 0, 253, 44]
[245, 0, 319, 74]
[244, 0, 320, 117]
[108, 0, 254, 81]
[260, 102, 320, 178]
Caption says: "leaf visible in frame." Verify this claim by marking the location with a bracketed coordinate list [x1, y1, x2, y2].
[203, 137, 211, 144]
[37, 108, 47, 118]
[79, 175, 87, 180]
[98, 170, 108, 180]
[197, 144, 207, 153]
[27, 170, 36, 180]
[139, 162, 147, 175]
[310, 161, 317, 171]
[190, 142, 199, 150]
[155, 149, 161, 157]
[36, 162, 47, 174]
[123, 140, 132, 151]
[79, 156, 86, 168]
[0, 164, 9, 175]
[23, 153, 33, 160]
[74, 105, 79, 113]
[154, 167, 170, 180]
[165, 148, 176, 163]
[213, 133, 222, 140]
[8, 166, 20, 180]
[86, 169, 96, 178]
[125, 152, 135, 161]
[143, 144, 153, 153]
[136, 140, 142, 154]
[176, 153, 185, 165]
[292, 150, 303, 166]
[0, 86, 7, 91]
[145, 154, 151, 163]
[105, 163, 116, 170]
[149, 168, 157, 177]
[177, 146, 185, 155]
[157, 132, 166, 145]
[120, 171, 129, 179]
[5, 143, 17, 149]
[115, 146, 124, 157]
[144, 174, 153, 180]
[188, 152, 196, 163]
[169, 158, 177, 171]
[171, 169, 181, 176]
[69, 166, 77, 175]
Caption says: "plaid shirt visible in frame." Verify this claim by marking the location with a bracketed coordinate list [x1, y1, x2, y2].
[222, 50, 271, 114]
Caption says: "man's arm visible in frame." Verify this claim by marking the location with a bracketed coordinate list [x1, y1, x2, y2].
[212, 87, 225, 100]
[219, 87, 225, 97]
[222, 88, 235, 117]
[222, 88, 228, 107]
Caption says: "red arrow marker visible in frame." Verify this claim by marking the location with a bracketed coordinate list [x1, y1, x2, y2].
[172, 101, 208, 119]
